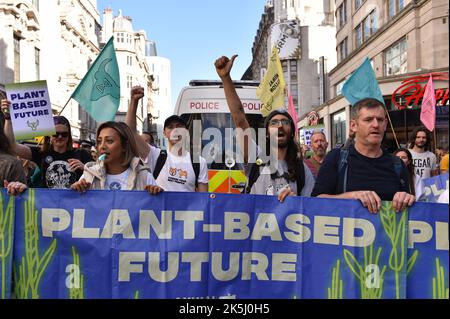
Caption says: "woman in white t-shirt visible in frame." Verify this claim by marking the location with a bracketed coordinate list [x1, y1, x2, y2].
[71, 122, 163, 194]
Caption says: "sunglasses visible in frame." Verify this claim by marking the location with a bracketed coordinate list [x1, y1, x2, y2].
[52, 132, 70, 138]
[268, 119, 291, 127]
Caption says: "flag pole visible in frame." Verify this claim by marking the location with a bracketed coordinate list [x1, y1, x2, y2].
[384, 105, 400, 149]
[433, 128, 437, 152]
[57, 96, 72, 116]
[34, 96, 72, 147]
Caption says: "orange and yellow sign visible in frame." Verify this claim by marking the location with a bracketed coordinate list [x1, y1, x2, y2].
[208, 170, 247, 194]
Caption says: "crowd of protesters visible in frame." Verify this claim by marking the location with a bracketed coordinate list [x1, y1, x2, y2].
[1, 57, 448, 210]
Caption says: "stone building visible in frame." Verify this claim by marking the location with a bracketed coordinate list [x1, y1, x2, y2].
[298, 0, 449, 150]
[0, 0, 102, 142]
[245, 0, 337, 122]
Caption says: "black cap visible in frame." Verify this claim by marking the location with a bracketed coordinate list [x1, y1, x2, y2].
[80, 140, 93, 148]
[164, 115, 187, 129]
[264, 109, 295, 132]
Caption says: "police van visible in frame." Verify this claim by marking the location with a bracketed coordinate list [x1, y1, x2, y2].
[173, 80, 263, 194]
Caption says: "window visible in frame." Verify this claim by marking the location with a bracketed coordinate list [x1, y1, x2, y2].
[337, 1, 347, 29]
[388, 0, 405, 18]
[384, 37, 407, 76]
[355, 10, 377, 48]
[338, 37, 348, 62]
[14, 36, 20, 83]
[116, 32, 124, 43]
[35, 48, 40, 80]
[355, 24, 363, 48]
[332, 111, 347, 148]
[32, 0, 39, 11]
[335, 79, 346, 96]
[127, 75, 133, 89]
[370, 10, 378, 33]
[127, 56, 133, 66]
[355, 0, 363, 11]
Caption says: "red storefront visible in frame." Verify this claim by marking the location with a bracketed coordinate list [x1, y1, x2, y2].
[384, 71, 449, 151]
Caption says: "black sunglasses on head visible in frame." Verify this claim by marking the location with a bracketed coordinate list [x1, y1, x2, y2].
[52, 132, 70, 138]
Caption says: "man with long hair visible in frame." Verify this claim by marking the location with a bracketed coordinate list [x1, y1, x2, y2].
[214, 55, 315, 202]
[408, 127, 437, 179]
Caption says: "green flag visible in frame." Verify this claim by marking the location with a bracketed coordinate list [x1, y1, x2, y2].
[71, 37, 120, 122]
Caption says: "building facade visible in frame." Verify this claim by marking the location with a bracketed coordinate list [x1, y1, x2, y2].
[102, 9, 151, 135]
[299, 0, 449, 151]
[245, 0, 337, 122]
[145, 40, 172, 148]
[0, 0, 102, 142]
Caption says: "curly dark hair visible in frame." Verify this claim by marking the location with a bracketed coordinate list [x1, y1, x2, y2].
[408, 127, 431, 151]
[264, 110, 301, 182]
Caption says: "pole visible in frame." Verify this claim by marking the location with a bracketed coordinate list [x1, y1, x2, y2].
[35, 96, 72, 147]
[433, 130, 437, 152]
[57, 96, 72, 116]
[384, 106, 400, 149]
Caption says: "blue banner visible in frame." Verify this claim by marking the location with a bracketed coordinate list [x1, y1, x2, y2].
[2, 189, 449, 299]
[418, 173, 449, 203]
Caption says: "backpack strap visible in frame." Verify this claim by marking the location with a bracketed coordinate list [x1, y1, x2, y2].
[337, 147, 350, 193]
[391, 155, 403, 177]
[190, 152, 200, 188]
[391, 154, 407, 190]
[245, 163, 259, 194]
[246, 160, 305, 195]
[153, 150, 167, 179]
[295, 160, 305, 196]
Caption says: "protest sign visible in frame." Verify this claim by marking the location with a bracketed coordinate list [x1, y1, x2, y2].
[5, 80, 55, 140]
[417, 173, 449, 203]
[1, 189, 448, 299]
[300, 125, 325, 146]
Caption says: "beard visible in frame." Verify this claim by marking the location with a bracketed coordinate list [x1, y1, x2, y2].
[278, 140, 289, 148]
[315, 148, 325, 156]
[415, 142, 426, 149]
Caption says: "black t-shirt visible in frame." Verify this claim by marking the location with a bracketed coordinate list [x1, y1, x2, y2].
[311, 145, 410, 201]
[30, 147, 93, 189]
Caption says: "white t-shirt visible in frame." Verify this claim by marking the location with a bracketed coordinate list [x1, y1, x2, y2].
[241, 140, 315, 197]
[410, 149, 437, 179]
[103, 168, 156, 191]
[245, 160, 315, 197]
[147, 145, 208, 192]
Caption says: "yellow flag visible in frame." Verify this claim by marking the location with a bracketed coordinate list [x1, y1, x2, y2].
[257, 47, 286, 117]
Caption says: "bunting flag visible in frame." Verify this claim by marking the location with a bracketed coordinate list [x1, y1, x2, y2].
[342, 57, 384, 106]
[71, 37, 120, 122]
[287, 91, 299, 138]
[420, 75, 436, 132]
[257, 46, 286, 117]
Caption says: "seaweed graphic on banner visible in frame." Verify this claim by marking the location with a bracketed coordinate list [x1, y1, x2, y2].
[69, 246, 85, 299]
[433, 258, 449, 299]
[379, 202, 417, 299]
[327, 259, 343, 299]
[343, 244, 387, 299]
[13, 188, 57, 299]
[0, 191, 14, 299]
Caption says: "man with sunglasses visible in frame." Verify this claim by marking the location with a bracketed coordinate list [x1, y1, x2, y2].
[1, 100, 92, 189]
[215, 55, 315, 202]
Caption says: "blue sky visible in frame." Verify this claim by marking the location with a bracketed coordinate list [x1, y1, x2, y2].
[97, 0, 267, 110]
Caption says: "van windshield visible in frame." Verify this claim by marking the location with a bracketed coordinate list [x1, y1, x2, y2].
[183, 113, 264, 170]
